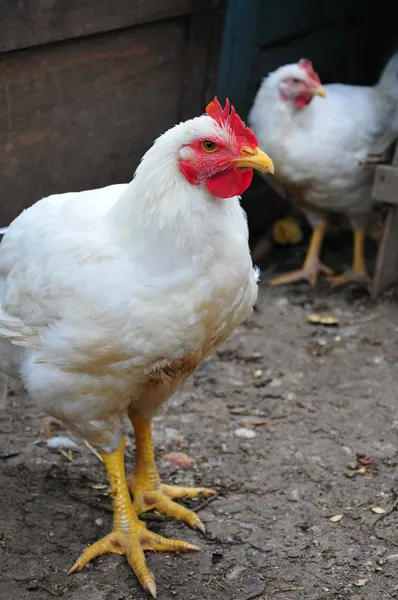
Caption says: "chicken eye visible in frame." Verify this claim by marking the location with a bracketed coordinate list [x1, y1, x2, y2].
[202, 140, 217, 153]
[292, 78, 300, 84]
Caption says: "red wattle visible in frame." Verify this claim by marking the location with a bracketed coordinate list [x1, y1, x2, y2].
[206, 167, 253, 198]
[294, 94, 312, 108]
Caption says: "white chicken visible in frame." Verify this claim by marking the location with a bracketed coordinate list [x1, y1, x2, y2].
[0, 98, 273, 597]
[248, 54, 398, 286]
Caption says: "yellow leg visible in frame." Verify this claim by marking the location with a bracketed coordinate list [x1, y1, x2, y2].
[354, 229, 367, 274]
[271, 219, 333, 286]
[129, 413, 215, 533]
[69, 437, 199, 598]
[328, 229, 371, 287]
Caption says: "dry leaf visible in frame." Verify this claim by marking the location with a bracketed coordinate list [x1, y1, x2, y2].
[354, 579, 368, 587]
[371, 506, 386, 514]
[242, 416, 274, 427]
[159, 451, 195, 469]
[59, 449, 75, 463]
[307, 313, 339, 326]
[329, 514, 343, 522]
[356, 452, 373, 466]
[84, 440, 104, 462]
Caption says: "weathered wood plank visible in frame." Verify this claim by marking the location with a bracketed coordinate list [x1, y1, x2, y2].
[0, 0, 220, 53]
[180, 10, 213, 121]
[216, 0, 262, 116]
[0, 20, 186, 224]
[180, 4, 226, 120]
[392, 142, 398, 167]
[371, 206, 398, 299]
[372, 165, 398, 205]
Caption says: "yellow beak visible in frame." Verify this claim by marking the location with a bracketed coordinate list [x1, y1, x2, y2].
[313, 85, 326, 98]
[224, 146, 275, 174]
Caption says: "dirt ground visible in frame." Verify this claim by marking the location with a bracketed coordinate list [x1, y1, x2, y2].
[1, 243, 397, 600]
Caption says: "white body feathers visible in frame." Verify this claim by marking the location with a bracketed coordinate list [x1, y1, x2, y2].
[0, 115, 258, 451]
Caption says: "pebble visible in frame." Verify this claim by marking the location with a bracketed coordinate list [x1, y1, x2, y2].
[387, 554, 398, 562]
[234, 427, 256, 439]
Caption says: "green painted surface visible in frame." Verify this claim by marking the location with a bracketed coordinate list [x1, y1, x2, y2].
[217, 0, 397, 120]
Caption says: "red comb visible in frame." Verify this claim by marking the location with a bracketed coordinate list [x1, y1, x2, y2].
[298, 59, 321, 84]
[206, 97, 258, 147]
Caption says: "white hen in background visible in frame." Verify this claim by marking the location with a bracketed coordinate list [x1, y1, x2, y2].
[249, 54, 398, 286]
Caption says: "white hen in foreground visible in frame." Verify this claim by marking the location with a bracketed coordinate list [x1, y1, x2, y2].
[249, 54, 398, 286]
[0, 98, 273, 597]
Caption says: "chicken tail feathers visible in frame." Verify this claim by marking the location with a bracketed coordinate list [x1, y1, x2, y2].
[376, 51, 398, 101]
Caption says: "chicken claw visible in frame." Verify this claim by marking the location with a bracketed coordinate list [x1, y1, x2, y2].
[69, 522, 198, 598]
[327, 230, 371, 288]
[271, 261, 333, 286]
[270, 220, 331, 286]
[129, 413, 216, 532]
[132, 480, 215, 533]
[327, 270, 371, 287]
[69, 438, 198, 598]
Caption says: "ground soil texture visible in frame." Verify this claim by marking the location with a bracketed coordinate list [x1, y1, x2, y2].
[1, 242, 397, 600]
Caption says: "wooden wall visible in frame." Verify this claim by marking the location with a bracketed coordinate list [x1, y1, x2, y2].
[0, 0, 225, 224]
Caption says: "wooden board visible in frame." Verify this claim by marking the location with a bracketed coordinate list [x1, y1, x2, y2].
[372, 165, 398, 205]
[216, 0, 261, 116]
[371, 141, 398, 299]
[180, 9, 215, 120]
[0, 0, 220, 53]
[0, 19, 186, 224]
[392, 142, 398, 167]
[372, 206, 398, 299]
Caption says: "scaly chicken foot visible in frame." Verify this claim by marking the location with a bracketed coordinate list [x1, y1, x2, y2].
[270, 260, 333, 286]
[328, 270, 371, 287]
[69, 437, 198, 598]
[129, 412, 216, 533]
[327, 229, 371, 288]
[271, 220, 332, 286]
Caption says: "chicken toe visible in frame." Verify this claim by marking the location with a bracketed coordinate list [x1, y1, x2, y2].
[69, 437, 198, 597]
[270, 219, 331, 286]
[327, 270, 371, 287]
[69, 522, 198, 598]
[271, 261, 333, 286]
[132, 481, 215, 533]
[129, 413, 216, 531]
[327, 229, 371, 288]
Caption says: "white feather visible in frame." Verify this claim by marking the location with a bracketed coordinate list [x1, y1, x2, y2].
[0, 114, 258, 451]
[47, 435, 79, 450]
